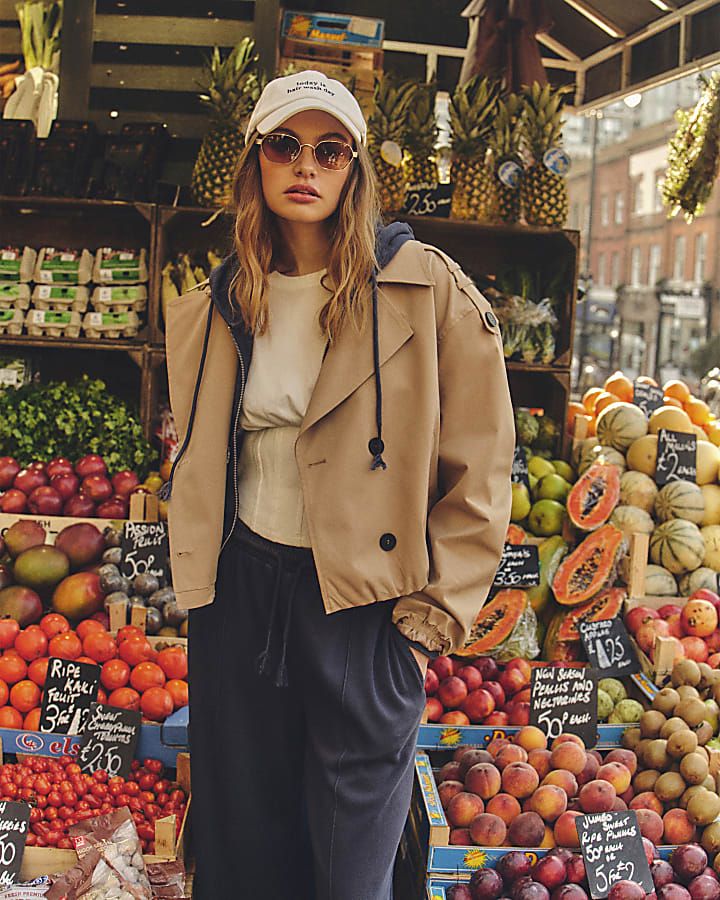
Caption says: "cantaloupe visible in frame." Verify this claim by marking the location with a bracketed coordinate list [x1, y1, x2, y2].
[697, 441, 720, 485]
[596, 402, 649, 452]
[626, 434, 658, 477]
[650, 519, 705, 575]
[701, 484, 720, 526]
[645, 564, 679, 597]
[701, 525, 720, 571]
[679, 567, 718, 596]
[648, 406, 694, 435]
[619, 470, 658, 515]
[654, 480, 705, 525]
[610, 505, 655, 541]
[577, 443, 626, 476]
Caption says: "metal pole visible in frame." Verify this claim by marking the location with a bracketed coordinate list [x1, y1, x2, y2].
[578, 111, 599, 388]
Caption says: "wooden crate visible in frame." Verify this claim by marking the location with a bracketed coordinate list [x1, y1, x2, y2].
[281, 36, 382, 72]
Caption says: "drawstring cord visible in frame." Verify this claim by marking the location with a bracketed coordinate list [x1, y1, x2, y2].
[369, 266, 386, 471]
[256, 561, 306, 688]
[255, 563, 283, 680]
[274, 566, 303, 688]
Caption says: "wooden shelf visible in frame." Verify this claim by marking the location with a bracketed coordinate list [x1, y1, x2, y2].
[0, 335, 146, 353]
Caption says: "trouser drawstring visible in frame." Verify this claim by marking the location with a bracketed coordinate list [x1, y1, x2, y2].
[255, 560, 306, 688]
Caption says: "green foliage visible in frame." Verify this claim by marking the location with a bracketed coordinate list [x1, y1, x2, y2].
[0, 375, 157, 477]
[690, 333, 720, 379]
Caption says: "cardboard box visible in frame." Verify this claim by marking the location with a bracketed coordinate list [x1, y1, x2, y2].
[417, 722, 631, 752]
[280, 10, 384, 48]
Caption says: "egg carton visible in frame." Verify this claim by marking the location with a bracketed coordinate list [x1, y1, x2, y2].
[0, 283, 30, 310]
[33, 247, 93, 285]
[0, 246, 36, 283]
[82, 311, 141, 339]
[93, 247, 148, 284]
[31, 284, 89, 313]
[91, 284, 147, 313]
[25, 308, 82, 338]
[0, 308, 24, 335]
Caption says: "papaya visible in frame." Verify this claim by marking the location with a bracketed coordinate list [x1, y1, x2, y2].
[566, 462, 621, 531]
[541, 587, 625, 660]
[525, 535, 568, 621]
[552, 523, 625, 606]
[505, 524, 527, 545]
[456, 589, 527, 657]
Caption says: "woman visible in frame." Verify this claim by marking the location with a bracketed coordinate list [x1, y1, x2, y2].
[164, 70, 514, 900]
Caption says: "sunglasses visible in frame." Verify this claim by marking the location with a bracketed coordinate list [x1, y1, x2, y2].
[256, 132, 357, 171]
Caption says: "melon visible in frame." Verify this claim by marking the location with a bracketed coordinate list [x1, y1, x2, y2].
[577, 443, 627, 476]
[701, 484, 720, 526]
[571, 437, 598, 471]
[679, 567, 718, 596]
[692, 424, 709, 441]
[696, 441, 720, 485]
[552, 523, 625, 606]
[701, 525, 720, 571]
[648, 406, 694, 435]
[596, 402, 649, 452]
[654, 480, 705, 525]
[566, 463, 620, 531]
[645, 564, 679, 597]
[610, 505, 655, 540]
[650, 519, 705, 575]
[619, 470, 658, 515]
[457, 589, 527, 656]
[626, 434, 658, 477]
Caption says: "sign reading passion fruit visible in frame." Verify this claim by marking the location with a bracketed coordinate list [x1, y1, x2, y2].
[578, 617, 639, 677]
[120, 521, 169, 583]
[577, 810, 653, 899]
[39, 658, 100, 735]
[655, 428, 697, 486]
[529, 666, 597, 746]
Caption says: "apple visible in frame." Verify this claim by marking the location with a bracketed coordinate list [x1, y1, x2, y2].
[63, 494, 96, 517]
[28, 485, 63, 515]
[0, 457, 20, 490]
[0, 489, 27, 513]
[111, 470, 140, 496]
[28, 460, 46, 472]
[13, 467, 47, 495]
[96, 496, 128, 519]
[50, 473, 79, 501]
[46, 457, 74, 479]
[75, 455, 107, 478]
[81, 475, 113, 503]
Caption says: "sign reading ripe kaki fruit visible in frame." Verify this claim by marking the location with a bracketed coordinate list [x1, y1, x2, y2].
[39, 658, 100, 735]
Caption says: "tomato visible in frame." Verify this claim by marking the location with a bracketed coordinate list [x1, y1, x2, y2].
[100, 802, 113, 815]
[45, 829, 62, 845]
[45, 806, 58, 821]
[29, 807, 42, 824]
[108, 782, 123, 797]
[57, 836, 74, 849]
[115, 793, 131, 807]
[130, 759, 141, 771]
[85, 795, 101, 809]
[47, 790, 62, 807]
[124, 781, 140, 796]
[14, 626, 48, 662]
[65, 763, 81, 776]
[34, 836, 46, 847]
[60, 789, 77, 807]
[48, 632, 82, 660]
[156, 646, 187, 680]
[58, 805, 74, 820]
[0, 654, 27, 686]
[0, 706, 23, 728]
[34, 776, 51, 796]
[20, 788, 36, 802]
[108, 687, 140, 711]
[101, 658, 130, 691]
[140, 687, 173, 722]
[35, 796, 47, 809]
[39, 614, 70, 639]
[137, 772, 158, 792]
[138, 790, 155, 804]
[144, 759, 164, 776]
[0, 619, 20, 650]
[128, 796, 143, 813]
[119, 637, 154, 667]
[10, 679, 40, 714]
[136, 822, 154, 842]
[2, 783, 17, 799]
[144, 803, 162, 820]
[153, 778, 169, 794]
[30, 757, 47, 773]
[26, 833, 37, 846]
[155, 792, 169, 806]
[75, 619, 105, 642]
[75, 810, 96, 821]
[90, 783, 108, 799]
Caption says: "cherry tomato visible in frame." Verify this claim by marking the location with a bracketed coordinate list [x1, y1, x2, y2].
[3, 783, 17, 799]
[137, 772, 158, 791]
[139, 791, 155, 804]
[169, 789, 185, 804]
[45, 806, 58, 821]
[57, 836, 73, 849]
[143, 758, 164, 775]
[90, 783, 108, 799]
[35, 796, 47, 809]
[144, 803, 162, 821]
[29, 808, 42, 824]
[115, 793, 131, 808]
[20, 788, 36, 803]
[92, 769, 108, 784]
[125, 781, 140, 796]
[85, 795, 101, 809]
[130, 759, 141, 771]
[58, 806, 74, 820]
[136, 822, 154, 842]
[155, 792, 169, 807]
[60, 790, 77, 807]
[65, 763, 81, 777]
[108, 782, 124, 797]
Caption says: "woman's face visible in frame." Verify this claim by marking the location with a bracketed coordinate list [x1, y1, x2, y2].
[257, 110, 354, 225]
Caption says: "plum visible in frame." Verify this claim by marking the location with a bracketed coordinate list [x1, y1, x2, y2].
[652, 860, 676, 890]
[469, 868, 504, 900]
[607, 881, 646, 900]
[672, 845, 708, 884]
[497, 852, 533, 888]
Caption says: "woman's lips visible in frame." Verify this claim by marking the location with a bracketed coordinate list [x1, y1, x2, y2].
[285, 184, 319, 202]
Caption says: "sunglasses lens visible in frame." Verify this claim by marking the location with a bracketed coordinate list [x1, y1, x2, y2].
[315, 141, 353, 170]
[262, 134, 300, 163]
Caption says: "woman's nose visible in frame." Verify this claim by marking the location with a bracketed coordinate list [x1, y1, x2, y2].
[293, 144, 317, 175]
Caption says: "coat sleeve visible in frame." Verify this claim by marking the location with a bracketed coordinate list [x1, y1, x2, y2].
[392, 252, 515, 655]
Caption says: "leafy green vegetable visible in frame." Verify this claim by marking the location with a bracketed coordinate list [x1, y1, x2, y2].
[0, 375, 157, 478]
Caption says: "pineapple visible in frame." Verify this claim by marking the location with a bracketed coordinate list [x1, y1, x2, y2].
[449, 74, 502, 220]
[191, 38, 263, 208]
[485, 93, 523, 225]
[367, 75, 417, 216]
[519, 82, 572, 227]
[403, 80, 439, 186]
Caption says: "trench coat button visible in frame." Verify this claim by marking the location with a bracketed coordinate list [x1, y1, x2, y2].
[368, 437, 385, 455]
[380, 532, 396, 551]
[485, 311, 498, 328]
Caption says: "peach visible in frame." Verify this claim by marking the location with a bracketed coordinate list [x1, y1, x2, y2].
[469, 812, 507, 847]
[461, 688, 496, 723]
[604, 749, 638, 777]
[437, 780, 465, 809]
[542, 769, 578, 798]
[487, 738, 511, 757]
[551, 734, 585, 750]
[576, 753, 600, 787]
[465, 762, 502, 799]
[596, 762, 632, 795]
[438, 676, 468, 709]
[502, 761, 540, 799]
[508, 811, 545, 848]
[515, 687, 532, 704]
[449, 827, 472, 845]
[447, 791, 485, 828]
[484, 711, 509, 725]
[528, 749, 553, 781]
[635, 808, 664, 844]
[553, 810, 582, 848]
[438, 761, 462, 782]
[483, 681, 506, 708]
[430, 656, 455, 680]
[578, 779, 617, 813]
[629, 791, 664, 817]
[499, 666, 528, 697]
[663, 808, 697, 845]
[550, 741, 588, 776]
[456, 665, 483, 691]
[439, 710, 470, 726]
[425, 697, 443, 721]
[540, 825, 556, 848]
[529, 784, 568, 822]
[457, 749, 493, 779]
[507, 701, 531, 726]
[515, 725, 547, 752]
[452, 744, 475, 762]
[495, 744, 529, 770]
[486, 792, 522, 826]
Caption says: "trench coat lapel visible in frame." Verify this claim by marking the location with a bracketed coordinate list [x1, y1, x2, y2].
[300, 287, 413, 435]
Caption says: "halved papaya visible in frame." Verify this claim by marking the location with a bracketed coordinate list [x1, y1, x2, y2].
[456, 589, 526, 657]
[556, 586, 626, 641]
[505, 524, 528, 545]
[552, 523, 625, 606]
[566, 462, 620, 530]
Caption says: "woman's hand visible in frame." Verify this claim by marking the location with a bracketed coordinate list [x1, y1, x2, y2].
[410, 646, 429, 678]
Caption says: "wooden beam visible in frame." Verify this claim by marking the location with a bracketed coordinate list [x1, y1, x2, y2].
[0, 24, 20, 57]
[0, 0, 16, 17]
[561, 0, 626, 38]
[94, 14, 252, 47]
[253, 0, 280, 76]
[537, 33, 580, 62]
[90, 63, 204, 93]
[57, 0, 94, 120]
[86, 108, 208, 140]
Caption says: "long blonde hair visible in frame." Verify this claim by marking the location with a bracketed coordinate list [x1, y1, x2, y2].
[229, 133, 380, 342]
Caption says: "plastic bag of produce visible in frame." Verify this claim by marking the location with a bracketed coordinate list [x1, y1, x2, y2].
[483, 598, 541, 662]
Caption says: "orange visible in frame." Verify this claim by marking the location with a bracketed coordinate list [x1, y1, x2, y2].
[594, 392, 618, 416]
[156, 647, 188, 681]
[0, 653, 27, 686]
[130, 661, 165, 693]
[108, 687, 140, 711]
[9, 679, 40, 714]
[140, 687, 174, 722]
[48, 631, 82, 661]
[83, 631, 117, 664]
[27, 658, 48, 688]
[663, 379, 691, 404]
[705, 423, 720, 447]
[118, 636, 154, 667]
[636, 375, 658, 387]
[0, 706, 23, 729]
[566, 401, 586, 435]
[101, 659, 130, 691]
[686, 397, 711, 426]
[582, 387, 603, 413]
[76, 619, 106, 642]
[14, 626, 48, 662]
[603, 371, 633, 403]
[165, 679, 189, 710]
[663, 396, 684, 409]
[23, 708, 40, 731]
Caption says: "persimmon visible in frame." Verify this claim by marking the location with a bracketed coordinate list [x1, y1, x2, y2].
[0, 653, 27, 686]
[76, 619, 106, 642]
[130, 662, 165, 693]
[118, 636, 154, 667]
[27, 658, 48, 688]
[9, 679, 40, 714]
[48, 632, 82, 660]
[101, 659, 130, 691]
[83, 630, 117, 664]
[156, 647, 187, 681]
[603, 371, 633, 402]
[0, 679, 9, 707]
[108, 687, 140, 711]
[14, 626, 48, 662]
[23, 708, 40, 731]
[663, 379, 691, 404]
[165, 679, 189, 710]
[0, 706, 23, 729]
[39, 614, 69, 640]
[141, 687, 173, 722]
[686, 397, 711, 426]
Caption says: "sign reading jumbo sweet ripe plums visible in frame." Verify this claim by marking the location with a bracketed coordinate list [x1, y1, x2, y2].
[529, 666, 598, 747]
[39, 658, 100, 735]
[577, 810, 653, 899]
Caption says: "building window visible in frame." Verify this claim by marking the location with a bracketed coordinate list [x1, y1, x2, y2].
[673, 234, 686, 280]
[611, 251, 620, 286]
[694, 233, 707, 281]
[571, 203, 579, 229]
[600, 195, 609, 227]
[654, 175, 664, 212]
[633, 177, 644, 215]
[631, 247, 643, 285]
[649, 243, 662, 285]
[615, 191, 624, 224]
[597, 253, 606, 286]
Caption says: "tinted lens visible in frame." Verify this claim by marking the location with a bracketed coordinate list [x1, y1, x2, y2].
[315, 140, 354, 170]
[262, 133, 300, 163]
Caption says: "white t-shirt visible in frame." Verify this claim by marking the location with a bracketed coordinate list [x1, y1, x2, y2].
[236, 268, 329, 547]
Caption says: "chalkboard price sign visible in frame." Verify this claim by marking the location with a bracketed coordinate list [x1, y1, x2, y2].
[39, 658, 100, 735]
[578, 617, 640, 678]
[77, 703, 142, 780]
[511, 446, 531, 491]
[633, 381, 664, 418]
[402, 182, 452, 218]
[656, 428, 697, 486]
[577, 810, 653, 899]
[530, 666, 598, 747]
[0, 800, 31, 889]
[120, 521, 169, 584]
[493, 544, 540, 588]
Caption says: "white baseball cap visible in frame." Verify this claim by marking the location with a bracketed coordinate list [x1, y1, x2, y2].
[245, 70, 367, 147]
